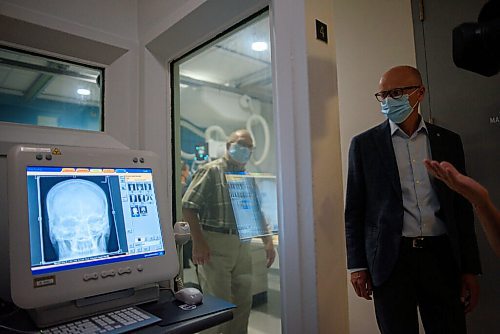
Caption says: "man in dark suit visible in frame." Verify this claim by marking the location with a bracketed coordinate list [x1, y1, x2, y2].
[345, 65, 481, 333]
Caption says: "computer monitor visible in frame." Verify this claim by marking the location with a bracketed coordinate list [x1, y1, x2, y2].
[7, 144, 178, 326]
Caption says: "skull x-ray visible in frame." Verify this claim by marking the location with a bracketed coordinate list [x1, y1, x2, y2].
[45, 179, 113, 261]
[26, 166, 159, 273]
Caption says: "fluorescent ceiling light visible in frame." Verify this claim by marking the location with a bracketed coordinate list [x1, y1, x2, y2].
[77, 88, 91, 96]
[251, 41, 268, 52]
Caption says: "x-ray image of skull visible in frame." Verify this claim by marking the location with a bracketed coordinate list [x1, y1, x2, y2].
[46, 179, 110, 261]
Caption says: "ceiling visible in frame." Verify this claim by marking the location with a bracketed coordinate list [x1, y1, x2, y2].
[173, 13, 272, 103]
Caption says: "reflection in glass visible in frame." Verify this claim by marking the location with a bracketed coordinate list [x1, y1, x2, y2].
[173, 10, 281, 334]
[0, 47, 103, 131]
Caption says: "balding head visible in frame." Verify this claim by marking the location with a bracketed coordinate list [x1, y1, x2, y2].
[379, 66, 423, 91]
[226, 129, 253, 148]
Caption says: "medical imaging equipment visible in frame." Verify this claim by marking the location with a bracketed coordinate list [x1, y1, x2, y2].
[5, 145, 179, 327]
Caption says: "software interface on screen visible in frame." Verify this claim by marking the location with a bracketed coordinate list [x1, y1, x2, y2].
[26, 166, 165, 275]
[225, 173, 278, 240]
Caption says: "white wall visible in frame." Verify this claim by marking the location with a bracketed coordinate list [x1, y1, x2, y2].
[0, 0, 140, 149]
[332, 0, 417, 333]
[137, 0, 204, 45]
[271, 0, 319, 331]
[0, 0, 138, 47]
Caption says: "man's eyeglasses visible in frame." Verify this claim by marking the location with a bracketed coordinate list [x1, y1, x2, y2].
[374, 86, 420, 102]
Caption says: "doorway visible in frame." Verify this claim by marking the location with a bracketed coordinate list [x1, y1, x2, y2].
[171, 10, 282, 334]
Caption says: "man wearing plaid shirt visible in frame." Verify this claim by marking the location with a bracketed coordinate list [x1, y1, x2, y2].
[182, 129, 276, 334]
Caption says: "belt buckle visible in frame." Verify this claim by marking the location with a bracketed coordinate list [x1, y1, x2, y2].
[412, 237, 425, 249]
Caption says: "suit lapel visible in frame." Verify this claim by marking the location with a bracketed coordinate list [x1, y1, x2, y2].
[374, 121, 401, 195]
[425, 122, 449, 199]
[426, 122, 444, 161]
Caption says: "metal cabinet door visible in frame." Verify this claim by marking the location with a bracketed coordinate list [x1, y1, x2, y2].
[411, 0, 500, 332]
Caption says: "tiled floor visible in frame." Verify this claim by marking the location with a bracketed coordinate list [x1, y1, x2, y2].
[248, 265, 281, 334]
[183, 259, 281, 334]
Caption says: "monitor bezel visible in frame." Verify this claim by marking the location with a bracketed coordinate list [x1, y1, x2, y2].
[8, 145, 179, 309]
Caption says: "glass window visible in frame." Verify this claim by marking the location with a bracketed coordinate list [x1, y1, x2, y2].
[0, 47, 103, 131]
[172, 10, 281, 334]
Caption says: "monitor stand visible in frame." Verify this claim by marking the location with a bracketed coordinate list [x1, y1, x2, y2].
[27, 283, 160, 328]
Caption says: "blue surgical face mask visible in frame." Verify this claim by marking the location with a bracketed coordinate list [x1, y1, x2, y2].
[228, 143, 252, 164]
[380, 90, 419, 124]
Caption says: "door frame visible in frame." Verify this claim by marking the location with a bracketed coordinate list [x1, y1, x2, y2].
[144, 0, 320, 333]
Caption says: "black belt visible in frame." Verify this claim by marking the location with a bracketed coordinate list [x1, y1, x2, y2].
[401, 235, 448, 249]
[201, 225, 238, 235]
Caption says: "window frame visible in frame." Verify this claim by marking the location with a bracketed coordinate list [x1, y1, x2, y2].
[0, 45, 105, 132]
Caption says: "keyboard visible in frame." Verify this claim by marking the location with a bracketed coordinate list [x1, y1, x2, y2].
[40, 306, 161, 334]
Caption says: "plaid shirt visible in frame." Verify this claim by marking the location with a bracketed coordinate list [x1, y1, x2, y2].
[182, 157, 241, 229]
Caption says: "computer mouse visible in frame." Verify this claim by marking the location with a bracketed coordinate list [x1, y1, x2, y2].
[174, 287, 203, 305]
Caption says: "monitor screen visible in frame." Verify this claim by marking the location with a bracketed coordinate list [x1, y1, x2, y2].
[26, 167, 165, 275]
[194, 143, 209, 161]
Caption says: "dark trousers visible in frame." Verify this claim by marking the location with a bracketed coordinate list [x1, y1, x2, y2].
[373, 236, 466, 334]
